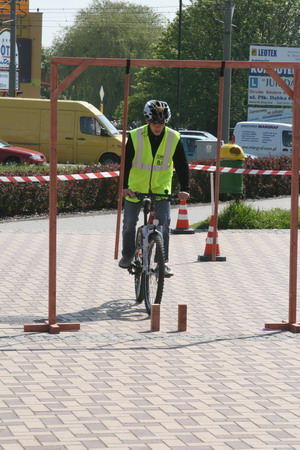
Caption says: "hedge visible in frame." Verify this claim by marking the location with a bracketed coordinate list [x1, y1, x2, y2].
[0, 156, 293, 218]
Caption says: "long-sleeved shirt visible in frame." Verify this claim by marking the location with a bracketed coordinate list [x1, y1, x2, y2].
[123, 125, 190, 192]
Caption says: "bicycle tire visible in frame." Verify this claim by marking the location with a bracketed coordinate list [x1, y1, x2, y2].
[144, 233, 165, 314]
[134, 228, 144, 302]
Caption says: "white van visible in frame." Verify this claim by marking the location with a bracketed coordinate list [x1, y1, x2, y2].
[232, 121, 292, 158]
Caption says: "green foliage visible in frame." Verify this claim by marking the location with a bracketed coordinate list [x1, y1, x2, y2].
[194, 200, 294, 230]
[41, 47, 51, 99]
[0, 164, 119, 218]
[50, 0, 164, 119]
[126, 0, 300, 132]
[0, 156, 294, 219]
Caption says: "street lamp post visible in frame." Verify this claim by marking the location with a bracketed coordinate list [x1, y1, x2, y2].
[176, 0, 183, 130]
[221, 0, 235, 143]
[9, 0, 16, 97]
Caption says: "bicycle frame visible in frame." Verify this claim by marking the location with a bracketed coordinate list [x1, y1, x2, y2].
[130, 191, 174, 314]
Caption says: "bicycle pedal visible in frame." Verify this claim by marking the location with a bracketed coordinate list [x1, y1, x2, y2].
[127, 262, 137, 275]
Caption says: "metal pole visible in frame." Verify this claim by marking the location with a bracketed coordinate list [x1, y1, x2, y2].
[9, 0, 16, 96]
[176, 0, 183, 130]
[221, 0, 234, 143]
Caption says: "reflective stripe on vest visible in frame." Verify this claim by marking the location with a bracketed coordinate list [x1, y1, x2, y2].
[132, 127, 177, 172]
[127, 125, 180, 199]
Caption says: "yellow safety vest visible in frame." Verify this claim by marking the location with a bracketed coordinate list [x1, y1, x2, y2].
[127, 125, 180, 202]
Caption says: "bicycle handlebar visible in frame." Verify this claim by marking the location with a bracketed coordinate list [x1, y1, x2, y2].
[134, 192, 176, 201]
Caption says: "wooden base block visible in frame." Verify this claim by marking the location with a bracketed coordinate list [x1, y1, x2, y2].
[24, 322, 80, 334]
[150, 304, 160, 331]
[264, 320, 300, 333]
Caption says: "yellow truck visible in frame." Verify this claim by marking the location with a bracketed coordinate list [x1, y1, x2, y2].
[0, 97, 123, 164]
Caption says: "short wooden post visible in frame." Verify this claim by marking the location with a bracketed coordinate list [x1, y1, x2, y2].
[151, 304, 160, 331]
[178, 304, 187, 332]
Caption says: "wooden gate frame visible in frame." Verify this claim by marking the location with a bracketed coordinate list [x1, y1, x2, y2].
[24, 57, 300, 333]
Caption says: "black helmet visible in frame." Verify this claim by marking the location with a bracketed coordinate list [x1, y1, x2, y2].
[143, 100, 171, 124]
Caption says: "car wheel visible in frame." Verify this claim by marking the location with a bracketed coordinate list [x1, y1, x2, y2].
[4, 157, 21, 165]
[99, 153, 120, 165]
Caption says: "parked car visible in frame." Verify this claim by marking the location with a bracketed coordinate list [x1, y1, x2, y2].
[0, 138, 46, 165]
[179, 129, 218, 140]
[180, 134, 222, 162]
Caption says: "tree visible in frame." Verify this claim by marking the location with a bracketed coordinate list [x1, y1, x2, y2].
[50, 0, 164, 118]
[123, 0, 300, 134]
[41, 47, 51, 99]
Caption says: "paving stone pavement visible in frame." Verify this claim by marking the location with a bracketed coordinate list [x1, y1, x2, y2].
[1, 212, 300, 449]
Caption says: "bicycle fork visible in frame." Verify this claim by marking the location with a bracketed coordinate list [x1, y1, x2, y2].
[142, 224, 163, 274]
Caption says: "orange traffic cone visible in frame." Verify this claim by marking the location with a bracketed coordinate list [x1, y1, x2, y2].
[171, 200, 195, 234]
[198, 215, 226, 261]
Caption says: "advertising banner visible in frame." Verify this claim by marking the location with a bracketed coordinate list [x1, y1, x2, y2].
[247, 107, 292, 124]
[0, 29, 19, 90]
[248, 45, 300, 107]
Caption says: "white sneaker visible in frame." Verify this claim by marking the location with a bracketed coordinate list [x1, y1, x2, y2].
[164, 264, 174, 278]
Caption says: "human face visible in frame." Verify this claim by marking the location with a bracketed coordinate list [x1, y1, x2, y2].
[148, 121, 165, 136]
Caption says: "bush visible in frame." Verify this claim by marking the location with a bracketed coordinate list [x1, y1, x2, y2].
[0, 156, 294, 218]
[194, 199, 294, 230]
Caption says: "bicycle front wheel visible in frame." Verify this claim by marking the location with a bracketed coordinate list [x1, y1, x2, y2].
[144, 233, 165, 314]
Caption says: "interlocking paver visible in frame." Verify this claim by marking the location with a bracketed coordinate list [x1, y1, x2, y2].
[1, 208, 300, 449]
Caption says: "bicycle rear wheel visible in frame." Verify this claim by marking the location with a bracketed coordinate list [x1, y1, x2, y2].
[134, 228, 144, 302]
[144, 233, 165, 314]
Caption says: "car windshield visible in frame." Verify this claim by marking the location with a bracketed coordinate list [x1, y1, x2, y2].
[0, 139, 9, 148]
[96, 114, 120, 135]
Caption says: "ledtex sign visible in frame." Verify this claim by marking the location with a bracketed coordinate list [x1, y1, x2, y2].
[0, 29, 19, 91]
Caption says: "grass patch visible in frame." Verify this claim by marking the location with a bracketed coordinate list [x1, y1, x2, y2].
[193, 200, 294, 229]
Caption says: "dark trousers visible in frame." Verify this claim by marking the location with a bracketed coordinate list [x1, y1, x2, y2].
[122, 199, 171, 261]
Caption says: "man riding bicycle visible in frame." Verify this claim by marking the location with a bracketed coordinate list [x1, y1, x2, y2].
[118, 99, 190, 277]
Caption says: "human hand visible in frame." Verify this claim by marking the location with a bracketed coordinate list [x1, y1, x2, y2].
[178, 191, 190, 202]
[123, 189, 136, 199]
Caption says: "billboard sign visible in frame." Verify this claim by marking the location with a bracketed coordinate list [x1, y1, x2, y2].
[248, 75, 293, 106]
[248, 45, 300, 107]
[0, 29, 19, 90]
[247, 107, 292, 124]
[0, 0, 29, 16]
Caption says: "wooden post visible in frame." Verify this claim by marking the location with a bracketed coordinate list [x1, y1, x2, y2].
[114, 59, 131, 260]
[151, 305, 160, 331]
[212, 62, 225, 261]
[178, 304, 187, 331]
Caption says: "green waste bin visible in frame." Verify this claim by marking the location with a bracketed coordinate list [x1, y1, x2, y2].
[219, 143, 245, 194]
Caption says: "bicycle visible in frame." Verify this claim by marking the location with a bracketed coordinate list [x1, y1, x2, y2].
[128, 192, 174, 314]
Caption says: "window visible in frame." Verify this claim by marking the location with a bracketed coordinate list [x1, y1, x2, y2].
[17, 38, 32, 83]
[80, 117, 106, 136]
[282, 130, 292, 147]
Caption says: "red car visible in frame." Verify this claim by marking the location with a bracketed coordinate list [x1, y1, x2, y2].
[0, 138, 46, 165]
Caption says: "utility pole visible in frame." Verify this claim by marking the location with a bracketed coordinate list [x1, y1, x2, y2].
[176, 0, 182, 130]
[9, 0, 16, 97]
[222, 0, 235, 143]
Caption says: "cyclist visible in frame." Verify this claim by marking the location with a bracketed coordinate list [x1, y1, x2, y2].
[119, 99, 190, 277]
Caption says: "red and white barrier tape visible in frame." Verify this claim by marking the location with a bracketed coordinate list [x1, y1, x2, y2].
[189, 164, 293, 176]
[0, 170, 120, 183]
[0, 165, 295, 183]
